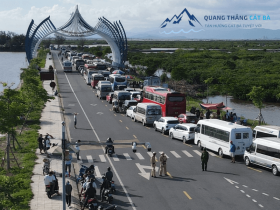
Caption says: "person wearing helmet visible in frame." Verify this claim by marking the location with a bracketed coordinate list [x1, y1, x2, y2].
[105, 138, 114, 154]
[159, 152, 168, 176]
[201, 147, 209, 171]
[150, 152, 157, 178]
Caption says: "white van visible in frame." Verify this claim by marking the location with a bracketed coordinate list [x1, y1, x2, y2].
[244, 137, 280, 176]
[253, 125, 280, 139]
[134, 103, 162, 126]
[195, 119, 253, 157]
[96, 84, 112, 99]
[96, 81, 111, 89]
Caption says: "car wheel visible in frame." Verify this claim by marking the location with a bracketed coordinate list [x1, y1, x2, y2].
[142, 120, 146, 126]
[218, 148, 224, 158]
[272, 165, 279, 176]
[183, 136, 186, 144]
[154, 124, 157, 131]
[197, 141, 202, 150]
[245, 157, 251, 166]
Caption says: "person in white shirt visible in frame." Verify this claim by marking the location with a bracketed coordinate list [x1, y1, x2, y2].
[44, 171, 55, 193]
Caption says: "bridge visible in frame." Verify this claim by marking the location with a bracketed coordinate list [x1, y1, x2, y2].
[25, 5, 127, 67]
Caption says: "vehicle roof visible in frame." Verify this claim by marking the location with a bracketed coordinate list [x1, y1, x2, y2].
[161, 117, 179, 121]
[253, 137, 280, 148]
[131, 91, 141, 94]
[183, 112, 196, 116]
[144, 86, 184, 96]
[114, 91, 131, 94]
[91, 74, 104, 77]
[125, 100, 137, 103]
[63, 60, 71, 63]
[254, 125, 280, 131]
[198, 119, 252, 131]
[137, 103, 161, 108]
[179, 123, 197, 127]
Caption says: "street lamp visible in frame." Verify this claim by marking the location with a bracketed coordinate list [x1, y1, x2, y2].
[61, 121, 66, 210]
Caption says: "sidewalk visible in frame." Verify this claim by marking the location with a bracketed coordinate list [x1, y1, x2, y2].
[29, 53, 80, 210]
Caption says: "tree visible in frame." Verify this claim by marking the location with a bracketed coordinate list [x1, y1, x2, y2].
[54, 34, 66, 48]
[41, 37, 52, 48]
[103, 47, 112, 57]
[247, 86, 265, 125]
[204, 77, 213, 103]
[78, 37, 86, 48]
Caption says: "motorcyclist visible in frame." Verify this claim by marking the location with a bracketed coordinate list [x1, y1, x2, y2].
[112, 101, 119, 112]
[105, 167, 113, 182]
[105, 138, 114, 154]
[82, 179, 96, 210]
[44, 171, 55, 194]
[100, 175, 110, 202]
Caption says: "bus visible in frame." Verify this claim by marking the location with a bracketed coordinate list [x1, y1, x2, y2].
[63, 60, 72, 72]
[142, 86, 186, 117]
[109, 75, 127, 91]
[84, 68, 99, 85]
[195, 119, 253, 158]
[91, 74, 105, 89]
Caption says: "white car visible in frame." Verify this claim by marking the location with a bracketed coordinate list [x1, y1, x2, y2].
[169, 123, 196, 143]
[153, 117, 179, 134]
[126, 106, 136, 119]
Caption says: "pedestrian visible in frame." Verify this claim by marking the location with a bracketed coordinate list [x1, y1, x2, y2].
[150, 152, 157, 178]
[65, 180, 72, 207]
[230, 141, 236, 163]
[75, 140, 81, 160]
[206, 109, 210, 119]
[38, 134, 44, 154]
[50, 81, 56, 91]
[74, 113, 77, 129]
[65, 153, 72, 177]
[226, 110, 230, 121]
[159, 152, 167, 176]
[201, 148, 209, 171]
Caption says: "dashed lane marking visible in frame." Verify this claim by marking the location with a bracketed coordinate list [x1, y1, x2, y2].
[262, 193, 269, 196]
[193, 150, 201, 156]
[252, 189, 258, 192]
[114, 114, 116, 116]
[99, 155, 107, 162]
[166, 172, 173, 178]
[258, 204, 263, 208]
[123, 153, 132, 160]
[183, 191, 192, 200]
[240, 190, 245, 193]
[126, 127, 129, 130]
[87, 155, 94, 163]
[273, 197, 280, 200]
[121, 114, 125, 116]
[133, 135, 137, 138]
[105, 104, 107, 106]
[243, 185, 248, 188]
[119, 120, 122, 123]
[235, 186, 239, 188]
[247, 167, 262, 172]
[182, 150, 193, 157]
[170, 151, 181, 158]
[135, 153, 144, 160]
[252, 199, 257, 202]
[246, 194, 251, 198]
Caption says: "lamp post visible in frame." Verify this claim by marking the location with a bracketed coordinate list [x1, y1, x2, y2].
[61, 121, 66, 210]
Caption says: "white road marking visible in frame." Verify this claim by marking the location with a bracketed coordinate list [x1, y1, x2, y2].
[208, 151, 216, 156]
[246, 194, 251, 198]
[224, 177, 239, 185]
[235, 186, 239, 188]
[123, 153, 132, 160]
[159, 151, 169, 158]
[135, 153, 144, 160]
[242, 185, 248, 188]
[240, 190, 245, 193]
[170, 151, 181, 158]
[182, 150, 193, 157]
[99, 155, 106, 162]
[252, 189, 258, 192]
[252, 199, 257, 202]
[258, 204, 263, 208]
[273, 197, 280, 200]
[262, 193, 269, 196]
[87, 155, 93, 163]
[94, 166, 103, 183]
[147, 152, 153, 157]
[62, 60, 137, 210]
[193, 150, 201, 156]
[112, 154, 120, 161]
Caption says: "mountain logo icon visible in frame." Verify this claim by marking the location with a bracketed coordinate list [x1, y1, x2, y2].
[160, 8, 202, 28]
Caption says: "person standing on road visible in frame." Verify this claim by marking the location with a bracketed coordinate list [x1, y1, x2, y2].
[150, 152, 157, 178]
[65, 154, 72, 177]
[65, 180, 72, 207]
[201, 148, 209, 171]
[74, 113, 77, 129]
[38, 134, 44, 154]
[159, 152, 167, 176]
[75, 140, 81, 160]
[230, 141, 236, 163]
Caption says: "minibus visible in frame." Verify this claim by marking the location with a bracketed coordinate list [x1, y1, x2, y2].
[91, 74, 105, 89]
[134, 103, 162, 126]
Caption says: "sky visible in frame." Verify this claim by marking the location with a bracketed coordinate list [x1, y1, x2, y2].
[0, 0, 280, 35]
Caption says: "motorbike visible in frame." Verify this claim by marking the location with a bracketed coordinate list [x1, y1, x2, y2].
[107, 147, 114, 157]
[81, 197, 98, 210]
[101, 188, 113, 204]
[45, 183, 56, 199]
[97, 205, 117, 210]
[109, 181, 116, 194]
[42, 158, 51, 175]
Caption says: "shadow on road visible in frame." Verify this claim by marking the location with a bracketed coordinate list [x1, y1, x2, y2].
[205, 170, 239, 175]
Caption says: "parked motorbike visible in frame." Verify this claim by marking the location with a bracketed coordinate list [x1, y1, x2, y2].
[42, 158, 51, 175]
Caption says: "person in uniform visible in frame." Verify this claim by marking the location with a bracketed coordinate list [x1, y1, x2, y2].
[201, 148, 209, 171]
[150, 152, 157, 178]
[159, 152, 167, 176]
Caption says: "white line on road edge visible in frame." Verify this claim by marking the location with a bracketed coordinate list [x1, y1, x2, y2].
[99, 155, 107, 162]
[62, 62, 137, 209]
[87, 155, 94, 163]
[182, 150, 193, 157]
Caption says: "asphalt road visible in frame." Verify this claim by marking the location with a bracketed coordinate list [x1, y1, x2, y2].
[52, 51, 280, 210]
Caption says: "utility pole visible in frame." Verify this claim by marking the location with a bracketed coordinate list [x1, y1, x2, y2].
[61, 121, 66, 210]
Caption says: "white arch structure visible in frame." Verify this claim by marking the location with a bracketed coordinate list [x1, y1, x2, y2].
[25, 6, 127, 67]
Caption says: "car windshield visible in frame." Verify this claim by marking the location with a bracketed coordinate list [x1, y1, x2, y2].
[64, 62, 71, 67]
[119, 94, 131, 100]
[116, 77, 126, 82]
[94, 77, 104, 81]
[168, 96, 184, 102]
[101, 87, 111, 92]
[167, 120, 179, 124]
[147, 109, 161, 115]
